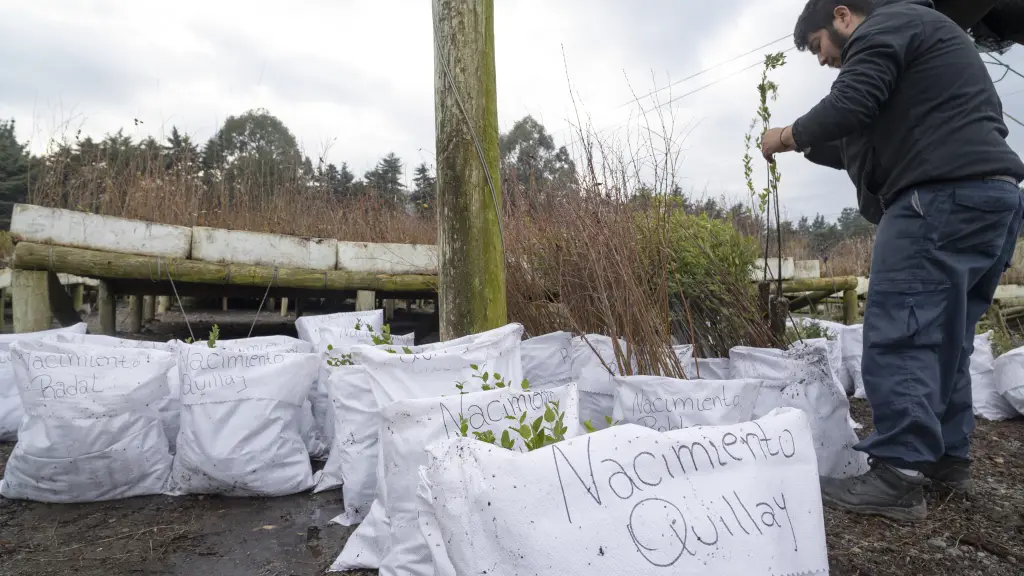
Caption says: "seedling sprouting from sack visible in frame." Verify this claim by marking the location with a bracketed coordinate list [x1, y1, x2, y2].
[454, 367, 569, 452]
[185, 324, 220, 348]
[324, 321, 412, 367]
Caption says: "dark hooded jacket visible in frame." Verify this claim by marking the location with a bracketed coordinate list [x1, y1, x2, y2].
[792, 0, 1024, 224]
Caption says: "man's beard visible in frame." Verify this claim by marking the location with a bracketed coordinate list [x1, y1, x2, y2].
[828, 25, 850, 53]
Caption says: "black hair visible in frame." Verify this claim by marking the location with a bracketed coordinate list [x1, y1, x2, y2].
[793, 0, 875, 50]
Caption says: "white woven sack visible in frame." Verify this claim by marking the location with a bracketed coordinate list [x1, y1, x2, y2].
[521, 331, 573, 390]
[685, 357, 731, 379]
[295, 309, 384, 345]
[994, 345, 1024, 417]
[417, 408, 829, 576]
[0, 322, 88, 441]
[729, 343, 869, 478]
[48, 333, 182, 451]
[329, 323, 525, 572]
[571, 334, 635, 430]
[169, 342, 319, 496]
[1, 340, 176, 502]
[972, 332, 1018, 420]
[612, 375, 761, 431]
[378, 383, 580, 576]
[310, 326, 415, 462]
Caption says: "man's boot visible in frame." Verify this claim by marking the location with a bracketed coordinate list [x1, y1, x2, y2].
[924, 455, 972, 495]
[820, 458, 928, 522]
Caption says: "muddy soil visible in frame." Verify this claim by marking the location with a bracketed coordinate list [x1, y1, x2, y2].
[0, 307, 1022, 575]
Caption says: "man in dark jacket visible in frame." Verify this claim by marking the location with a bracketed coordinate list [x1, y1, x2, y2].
[762, 0, 1024, 522]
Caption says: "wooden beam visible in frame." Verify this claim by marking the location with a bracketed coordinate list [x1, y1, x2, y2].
[774, 276, 859, 294]
[843, 289, 858, 325]
[128, 295, 144, 333]
[12, 242, 438, 294]
[13, 270, 51, 332]
[98, 281, 116, 336]
[356, 290, 376, 312]
[143, 295, 156, 322]
[433, 0, 507, 340]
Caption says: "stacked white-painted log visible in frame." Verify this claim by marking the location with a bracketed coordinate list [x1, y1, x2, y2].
[9, 204, 440, 273]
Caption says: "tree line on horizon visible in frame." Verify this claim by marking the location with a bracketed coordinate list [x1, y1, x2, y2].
[0, 108, 877, 256]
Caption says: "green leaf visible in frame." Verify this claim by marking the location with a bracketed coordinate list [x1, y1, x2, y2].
[470, 364, 479, 371]
[519, 412, 527, 424]
[402, 347, 413, 354]
[518, 424, 533, 439]
[605, 415, 614, 426]
[583, 420, 596, 433]
[521, 378, 530, 390]
[544, 406, 556, 423]
[482, 372, 489, 382]
[532, 416, 544, 435]
[501, 430, 514, 450]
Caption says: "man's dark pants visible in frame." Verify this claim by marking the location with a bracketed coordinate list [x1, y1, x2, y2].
[857, 179, 1024, 470]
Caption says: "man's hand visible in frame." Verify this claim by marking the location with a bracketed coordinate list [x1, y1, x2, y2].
[761, 126, 797, 162]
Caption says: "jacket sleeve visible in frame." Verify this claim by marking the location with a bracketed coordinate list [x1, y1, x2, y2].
[791, 18, 922, 150]
[803, 141, 845, 170]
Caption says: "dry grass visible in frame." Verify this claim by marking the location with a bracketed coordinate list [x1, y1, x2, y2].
[29, 144, 434, 244]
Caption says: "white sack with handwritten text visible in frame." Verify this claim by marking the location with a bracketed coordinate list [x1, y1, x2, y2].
[0, 322, 88, 442]
[379, 383, 581, 576]
[48, 333, 183, 451]
[311, 326, 416, 462]
[685, 357, 731, 380]
[612, 376, 761, 431]
[994, 344, 1024, 417]
[0, 340, 176, 503]
[571, 335, 635, 430]
[521, 331, 573, 390]
[295, 309, 385, 345]
[419, 408, 829, 576]
[169, 342, 319, 496]
[205, 336, 328, 459]
[329, 323, 525, 571]
[730, 344, 868, 478]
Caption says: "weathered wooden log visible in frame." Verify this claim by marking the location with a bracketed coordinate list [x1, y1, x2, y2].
[12, 242, 438, 294]
[787, 290, 836, 311]
[13, 270, 51, 332]
[434, 0, 507, 339]
[98, 281, 116, 336]
[773, 276, 859, 294]
[843, 289, 858, 325]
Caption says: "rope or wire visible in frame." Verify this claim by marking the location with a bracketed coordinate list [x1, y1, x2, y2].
[621, 33, 792, 108]
[165, 269, 195, 343]
[987, 54, 1024, 82]
[640, 47, 798, 117]
[247, 268, 278, 338]
[1004, 109, 1024, 129]
[431, 12, 506, 261]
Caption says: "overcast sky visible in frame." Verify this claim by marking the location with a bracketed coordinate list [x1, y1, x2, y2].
[2, 0, 1023, 221]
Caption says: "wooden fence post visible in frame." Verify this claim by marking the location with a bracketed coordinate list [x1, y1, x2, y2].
[433, 0, 506, 340]
[843, 289, 858, 325]
[99, 281, 116, 336]
[128, 296, 144, 333]
[12, 270, 51, 333]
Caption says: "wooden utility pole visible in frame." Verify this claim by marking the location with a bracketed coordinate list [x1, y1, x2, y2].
[433, 0, 506, 340]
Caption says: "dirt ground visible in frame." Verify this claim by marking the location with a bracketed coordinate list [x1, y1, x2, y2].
[0, 306, 1022, 575]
